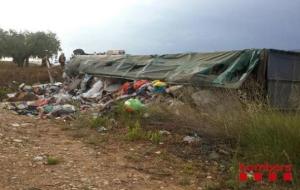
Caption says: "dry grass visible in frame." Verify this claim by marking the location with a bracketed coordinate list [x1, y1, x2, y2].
[0, 62, 62, 87]
[143, 88, 300, 188]
[66, 85, 300, 188]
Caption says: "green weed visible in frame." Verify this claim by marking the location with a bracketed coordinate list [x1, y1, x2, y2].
[90, 116, 109, 129]
[146, 131, 162, 144]
[178, 176, 191, 186]
[46, 156, 60, 165]
[0, 87, 13, 101]
[126, 120, 162, 144]
[126, 121, 144, 141]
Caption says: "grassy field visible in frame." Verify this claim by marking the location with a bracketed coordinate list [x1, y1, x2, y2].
[0, 62, 62, 100]
[212, 103, 300, 188]
[0, 62, 62, 87]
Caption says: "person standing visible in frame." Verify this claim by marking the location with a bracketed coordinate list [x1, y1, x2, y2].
[58, 53, 66, 69]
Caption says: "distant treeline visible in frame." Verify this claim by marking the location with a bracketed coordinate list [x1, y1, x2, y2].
[0, 28, 61, 67]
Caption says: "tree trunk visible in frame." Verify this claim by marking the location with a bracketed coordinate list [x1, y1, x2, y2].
[18, 61, 24, 67]
[25, 57, 29, 67]
[41, 57, 47, 67]
[13, 57, 25, 67]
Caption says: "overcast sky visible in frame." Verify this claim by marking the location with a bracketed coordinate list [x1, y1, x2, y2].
[0, 0, 299, 57]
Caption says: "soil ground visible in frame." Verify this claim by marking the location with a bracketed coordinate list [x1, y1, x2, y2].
[0, 109, 229, 190]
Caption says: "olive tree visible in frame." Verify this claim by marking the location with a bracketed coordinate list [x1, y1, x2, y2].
[0, 28, 61, 67]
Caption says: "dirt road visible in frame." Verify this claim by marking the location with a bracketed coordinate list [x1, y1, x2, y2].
[1, 109, 222, 190]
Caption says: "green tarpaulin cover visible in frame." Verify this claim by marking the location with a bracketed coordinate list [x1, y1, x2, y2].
[66, 49, 262, 88]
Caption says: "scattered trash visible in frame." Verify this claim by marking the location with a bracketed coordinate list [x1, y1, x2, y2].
[6, 93, 16, 98]
[18, 83, 26, 90]
[208, 151, 220, 160]
[97, 126, 108, 133]
[49, 104, 76, 117]
[124, 98, 145, 112]
[143, 113, 150, 118]
[13, 139, 23, 143]
[11, 123, 20, 127]
[133, 80, 149, 90]
[105, 83, 121, 93]
[33, 156, 44, 162]
[152, 80, 167, 94]
[159, 130, 171, 135]
[165, 85, 183, 94]
[80, 74, 93, 92]
[21, 123, 33, 127]
[2, 72, 176, 119]
[183, 135, 201, 143]
[8, 92, 38, 102]
[22, 85, 33, 92]
[218, 149, 230, 156]
[82, 79, 103, 99]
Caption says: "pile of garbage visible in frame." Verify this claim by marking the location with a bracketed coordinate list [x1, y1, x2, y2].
[1, 74, 183, 119]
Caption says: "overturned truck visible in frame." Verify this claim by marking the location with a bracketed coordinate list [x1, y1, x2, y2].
[65, 49, 300, 109]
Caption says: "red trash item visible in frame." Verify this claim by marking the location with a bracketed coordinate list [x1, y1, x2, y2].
[120, 82, 131, 94]
[133, 80, 149, 90]
[33, 98, 49, 107]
